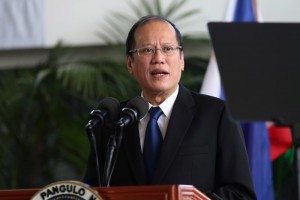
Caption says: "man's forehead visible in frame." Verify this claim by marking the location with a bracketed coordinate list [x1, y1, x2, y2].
[134, 20, 176, 41]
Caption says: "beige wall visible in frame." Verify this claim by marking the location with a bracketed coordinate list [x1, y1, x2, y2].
[44, 0, 300, 47]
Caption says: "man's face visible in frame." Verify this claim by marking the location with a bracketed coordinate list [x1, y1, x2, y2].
[127, 20, 184, 100]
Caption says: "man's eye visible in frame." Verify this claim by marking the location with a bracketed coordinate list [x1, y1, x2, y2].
[162, 46, 173, 52]
[142, 48, 154, 53]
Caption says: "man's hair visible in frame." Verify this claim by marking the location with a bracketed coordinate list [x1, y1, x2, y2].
[126, 15, 183, 56]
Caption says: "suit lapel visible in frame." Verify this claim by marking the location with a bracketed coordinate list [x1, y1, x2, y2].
[153, 85, 196, 184]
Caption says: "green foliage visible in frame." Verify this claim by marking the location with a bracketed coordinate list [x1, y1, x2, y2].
[181, 56, 208, 92]
[0, 47, 141, 189]
[57, 60, 133, 101]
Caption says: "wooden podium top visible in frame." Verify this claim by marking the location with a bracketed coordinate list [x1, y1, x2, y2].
[0, 184, 211, 200]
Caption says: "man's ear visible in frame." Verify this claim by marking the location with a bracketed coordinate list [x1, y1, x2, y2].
[180, 52, 185, 71]
[127, 56, 134, 75]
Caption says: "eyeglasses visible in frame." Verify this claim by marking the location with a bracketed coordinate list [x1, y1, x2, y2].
[129, 46, 182, 56]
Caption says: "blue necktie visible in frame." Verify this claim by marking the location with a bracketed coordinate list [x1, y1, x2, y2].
[143, 106, 163, 181]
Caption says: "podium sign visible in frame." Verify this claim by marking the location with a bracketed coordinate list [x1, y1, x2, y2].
[30, 181, 101, 200]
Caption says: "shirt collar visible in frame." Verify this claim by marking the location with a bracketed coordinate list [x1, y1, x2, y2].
[141, 85, 179, 119]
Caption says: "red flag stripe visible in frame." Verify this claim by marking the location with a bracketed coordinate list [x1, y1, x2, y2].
[268, 125, 293, 161]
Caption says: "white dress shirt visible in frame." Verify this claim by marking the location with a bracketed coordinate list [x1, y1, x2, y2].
[139, 85, 179, 151]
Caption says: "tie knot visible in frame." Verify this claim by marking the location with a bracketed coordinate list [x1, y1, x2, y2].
[149, 107, 163, 120]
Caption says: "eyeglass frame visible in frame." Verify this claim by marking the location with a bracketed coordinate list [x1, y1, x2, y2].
[128, 45, 183, 56]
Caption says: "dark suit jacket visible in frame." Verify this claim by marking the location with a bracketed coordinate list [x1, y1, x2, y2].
[83, 85, 257, 200]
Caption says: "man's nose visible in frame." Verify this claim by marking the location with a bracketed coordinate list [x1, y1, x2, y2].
[152, 49, 165, 63]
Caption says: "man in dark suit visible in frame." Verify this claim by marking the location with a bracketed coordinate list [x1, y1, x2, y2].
[83, 15, 257, 200]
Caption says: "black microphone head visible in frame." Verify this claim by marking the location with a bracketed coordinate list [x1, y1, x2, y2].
[118, 96, 148, 127]
[97, 97, 120, 125]
[125, 96, 148, 120]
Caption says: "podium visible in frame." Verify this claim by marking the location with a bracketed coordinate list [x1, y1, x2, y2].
[0, 185, 210, 200]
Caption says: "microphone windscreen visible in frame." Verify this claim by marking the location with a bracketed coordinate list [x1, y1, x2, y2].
[126, 96, 148, 120]
[97, 97, 120, 123]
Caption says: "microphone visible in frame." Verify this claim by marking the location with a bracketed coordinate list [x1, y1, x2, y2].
[118, 96, 148, 127]
[102, 96, 148, 186]
[85, 97, 120, 187]
[86, 97, 120, 129]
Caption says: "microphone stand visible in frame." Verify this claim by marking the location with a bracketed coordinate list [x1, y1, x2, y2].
[102, 134, 116, 186]
[102, 121, 124, 187]
[86, 124, 102, 187]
